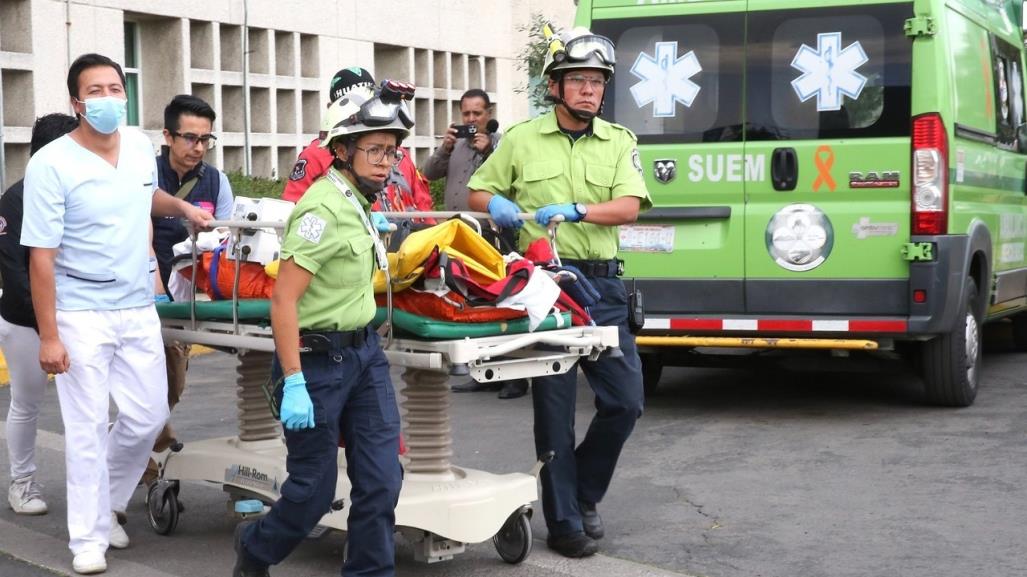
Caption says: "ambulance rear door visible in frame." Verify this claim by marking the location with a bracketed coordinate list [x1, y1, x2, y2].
[742, 1, 915, 319]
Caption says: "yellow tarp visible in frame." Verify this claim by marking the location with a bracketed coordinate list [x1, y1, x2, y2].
[373, 219, 506, 293]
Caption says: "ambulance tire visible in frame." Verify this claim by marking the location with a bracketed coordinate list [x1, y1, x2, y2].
[640, 353, 663, 397]
[1010, 313, 1027, 352]
[920, 277, 980, 407]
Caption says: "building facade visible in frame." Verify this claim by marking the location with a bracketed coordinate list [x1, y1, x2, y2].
[0, 0, 575, 189]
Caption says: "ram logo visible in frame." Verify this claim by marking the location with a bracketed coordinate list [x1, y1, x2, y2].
[849, 171, 900, 189]
[654, 159, 677, 183]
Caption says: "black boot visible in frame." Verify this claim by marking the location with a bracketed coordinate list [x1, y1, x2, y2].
[579, 501, 604, 540]
[546, 532, 598, 558]
[233, 520, 271, 577]
[497, 378, 529, 399]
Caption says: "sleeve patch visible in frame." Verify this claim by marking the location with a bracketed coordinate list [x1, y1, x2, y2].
[631, 149, 643, 177]
[295, 212, 327, 244]
[289, 159, 308, 181]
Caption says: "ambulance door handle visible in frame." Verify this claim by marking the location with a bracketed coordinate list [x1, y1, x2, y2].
[771, 147, 798, 191]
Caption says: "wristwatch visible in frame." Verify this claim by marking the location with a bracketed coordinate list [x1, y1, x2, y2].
[574, 202, 588, 221]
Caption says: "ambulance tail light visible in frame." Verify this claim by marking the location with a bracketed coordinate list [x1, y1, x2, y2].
[911, 113, 948, 235]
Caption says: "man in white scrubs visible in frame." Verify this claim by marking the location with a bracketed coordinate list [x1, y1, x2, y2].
[21, 53, 213, 576]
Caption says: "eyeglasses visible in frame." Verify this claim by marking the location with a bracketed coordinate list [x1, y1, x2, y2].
[171, 131, 218, 150]
[564, 75, 608, 90]
[353, 145, 401, 166]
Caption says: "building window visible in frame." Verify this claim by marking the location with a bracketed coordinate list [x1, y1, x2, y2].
[124, 21, 141, 126]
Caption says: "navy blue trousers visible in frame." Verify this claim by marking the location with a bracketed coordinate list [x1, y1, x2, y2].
[242, 329, 402, 577]
[532, 276, 644, 538]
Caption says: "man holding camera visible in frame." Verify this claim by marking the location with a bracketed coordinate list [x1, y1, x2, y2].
[421, 88, 499, 213]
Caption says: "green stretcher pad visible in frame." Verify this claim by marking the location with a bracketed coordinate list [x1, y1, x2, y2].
[157, 300, 571, 340]
[156, 300, 271, 321]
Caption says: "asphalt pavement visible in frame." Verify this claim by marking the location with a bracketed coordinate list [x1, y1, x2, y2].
[1, 322, 1025, 577]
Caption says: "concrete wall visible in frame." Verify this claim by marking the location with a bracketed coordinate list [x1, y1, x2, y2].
[0, 0, 578, 188]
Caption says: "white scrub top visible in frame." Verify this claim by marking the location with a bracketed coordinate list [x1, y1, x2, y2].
[21, 127, 158, 311]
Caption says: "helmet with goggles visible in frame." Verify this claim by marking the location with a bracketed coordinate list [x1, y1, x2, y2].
[542, 26, 616, 79]
[320, 79, 415, 148]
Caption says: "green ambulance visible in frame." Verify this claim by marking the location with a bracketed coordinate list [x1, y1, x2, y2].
[574, 0, 1027, 406]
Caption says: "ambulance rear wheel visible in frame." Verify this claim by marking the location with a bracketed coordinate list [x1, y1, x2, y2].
[1011, 313, 1027, 351]
[146, 481, 180, 536]
[920, 277, 980, 407]
[640, 353, 663, 397]
[493, 510, 532, 564]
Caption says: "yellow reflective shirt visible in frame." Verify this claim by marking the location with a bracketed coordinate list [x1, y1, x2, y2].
[467, 111, 652, 260]
[280, 168, 376, 331]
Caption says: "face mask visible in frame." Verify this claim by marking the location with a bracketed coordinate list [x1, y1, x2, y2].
[77, 96, 127, 134]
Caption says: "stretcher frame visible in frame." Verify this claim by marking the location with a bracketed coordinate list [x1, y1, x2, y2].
[147, 213, 620, 565]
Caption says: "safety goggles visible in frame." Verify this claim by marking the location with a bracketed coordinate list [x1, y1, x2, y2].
[348, 80, 415, 130]
[562, 34, 617, 66]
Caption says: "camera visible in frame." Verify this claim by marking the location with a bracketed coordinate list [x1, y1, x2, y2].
[453, 124, 478, 138]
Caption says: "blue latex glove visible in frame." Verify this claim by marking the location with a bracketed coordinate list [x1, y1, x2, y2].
[280, 372, 315, 431]
[370, 212, 392, 233]
[154, 294, 171, 303]
[535, 203, 581, 226]
[487, 195, 523, 229]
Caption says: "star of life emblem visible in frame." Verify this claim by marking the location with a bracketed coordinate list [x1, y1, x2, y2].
[630, 41, 702, 118]
[296, 213, 327, 244]
[790, 32, 869, 112]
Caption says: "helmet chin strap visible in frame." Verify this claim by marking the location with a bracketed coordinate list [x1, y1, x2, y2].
[333, 142, 386, 199]
[353, 175, 386, 198]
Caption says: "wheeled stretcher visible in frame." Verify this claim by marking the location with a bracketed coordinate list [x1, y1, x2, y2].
[146, 213, 620, 565]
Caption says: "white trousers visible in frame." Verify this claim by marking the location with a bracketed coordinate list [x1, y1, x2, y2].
[55, 306, 168, 555]
[1, 316, 50, 480]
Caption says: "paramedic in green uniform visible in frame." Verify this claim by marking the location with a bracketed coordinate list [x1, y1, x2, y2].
[468, 26, 651, 559]
[232, 82, 413, 577]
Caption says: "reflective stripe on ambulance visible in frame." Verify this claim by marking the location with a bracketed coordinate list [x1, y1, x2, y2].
[643, 317, 908, 333]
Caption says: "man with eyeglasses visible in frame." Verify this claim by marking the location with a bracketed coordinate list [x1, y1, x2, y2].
[153, 94, 234, 297]
[142, 93, 235, 487]
[468, 26, 651, 559]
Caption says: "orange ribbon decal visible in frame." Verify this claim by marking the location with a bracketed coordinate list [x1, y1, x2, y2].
[812, 145, 836, 192]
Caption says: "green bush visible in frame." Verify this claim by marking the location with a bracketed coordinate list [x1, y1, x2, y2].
[226, 172, 284, 199]
[428, 177, 446, 209]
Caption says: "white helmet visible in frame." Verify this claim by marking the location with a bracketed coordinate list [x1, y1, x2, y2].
[320, 80, 415, 148]
[543, 26, 616, 79]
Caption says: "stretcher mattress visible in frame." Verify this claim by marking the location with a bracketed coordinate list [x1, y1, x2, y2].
[156, 300, 571, 340]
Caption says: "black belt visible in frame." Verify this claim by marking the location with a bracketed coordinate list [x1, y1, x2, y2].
[299, 327, 370, 354]
[561, 259, 624, 278]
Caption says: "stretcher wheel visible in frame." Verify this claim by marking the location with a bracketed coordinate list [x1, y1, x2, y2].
[146, 481, 181, 536]
[493, 509, 532, 564]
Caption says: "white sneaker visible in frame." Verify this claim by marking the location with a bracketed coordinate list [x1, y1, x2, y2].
[109, 512, 129, 549]
[8, 475, 48, 515]
[72, 550, 107, 574]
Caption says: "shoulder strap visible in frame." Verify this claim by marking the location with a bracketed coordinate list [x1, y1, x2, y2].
[173, 162, 207, 199]
[174, 177, 199, 199]
[325, 170, 389, 272]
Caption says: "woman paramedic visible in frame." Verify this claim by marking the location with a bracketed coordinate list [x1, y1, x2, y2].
[232, 81, 411, 577]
